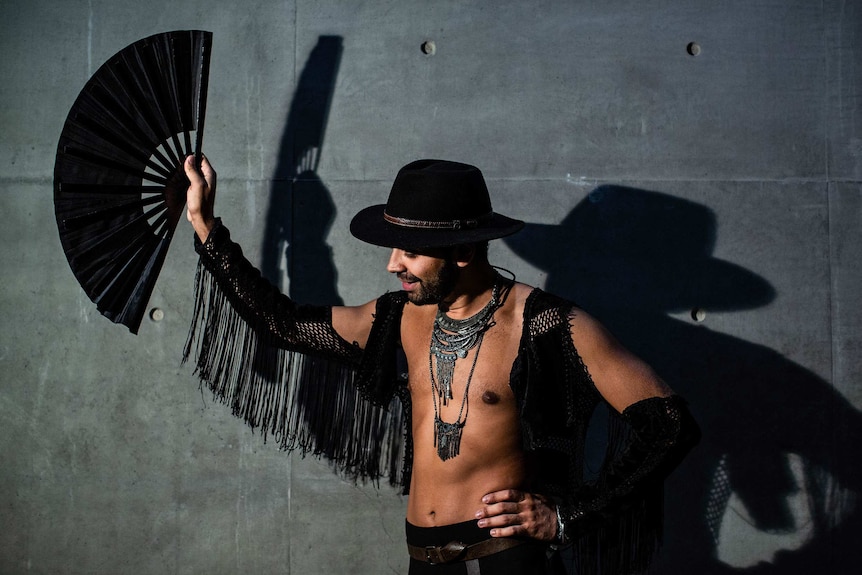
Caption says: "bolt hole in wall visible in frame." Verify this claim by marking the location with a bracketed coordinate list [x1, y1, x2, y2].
[421, 40, 436, 55]
[687, 41, 701, 56]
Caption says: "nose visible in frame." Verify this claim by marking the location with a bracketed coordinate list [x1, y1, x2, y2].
[387, 249, 405, 274]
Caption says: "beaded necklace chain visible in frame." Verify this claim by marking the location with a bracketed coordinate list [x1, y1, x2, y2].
[429, 278, 501, 461]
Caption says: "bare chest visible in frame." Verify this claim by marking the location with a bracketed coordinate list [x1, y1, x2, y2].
[400, 306, 522, 415]
[399, 302, 528, 515]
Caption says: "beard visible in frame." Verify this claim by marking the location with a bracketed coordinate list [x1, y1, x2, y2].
[403, 259, 460, 306]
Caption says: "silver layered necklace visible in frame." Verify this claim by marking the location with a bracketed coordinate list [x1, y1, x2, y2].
[429, 278, 501, 461]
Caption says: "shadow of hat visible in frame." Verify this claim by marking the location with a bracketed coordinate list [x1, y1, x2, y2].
[504, 185, 775, 312]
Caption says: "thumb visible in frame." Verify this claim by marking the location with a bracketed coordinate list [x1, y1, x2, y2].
[185, 156, 205, 223]
[184, 155, 203, 184]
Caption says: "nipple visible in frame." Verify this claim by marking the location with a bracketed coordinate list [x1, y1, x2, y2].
[482, 391, 500, 405]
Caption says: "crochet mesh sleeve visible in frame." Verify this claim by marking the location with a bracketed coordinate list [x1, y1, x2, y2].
[188, 219, 362, 363]
[182, 219, 407, 486]
[561, 395, 701, 545]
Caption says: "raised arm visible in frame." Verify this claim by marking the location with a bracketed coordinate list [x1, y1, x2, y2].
[183, 156, 376, 355]
[182, 157, 409, 487]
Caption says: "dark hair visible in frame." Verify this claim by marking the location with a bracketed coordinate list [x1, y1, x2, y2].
[473, 241, 490, 261]
[446, 241, 489, 263]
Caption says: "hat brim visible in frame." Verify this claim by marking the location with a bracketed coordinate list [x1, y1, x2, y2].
[350, 204, 525, 249]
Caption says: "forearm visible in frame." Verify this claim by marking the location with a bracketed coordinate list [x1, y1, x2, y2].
[559, 394, 700, 539]
[193, 219, 360, 362]
[190, 215, 215, 245]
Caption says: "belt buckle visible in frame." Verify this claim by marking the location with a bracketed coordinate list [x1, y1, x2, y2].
[424, 541, 467, 564]
[424, 545, 443, 565]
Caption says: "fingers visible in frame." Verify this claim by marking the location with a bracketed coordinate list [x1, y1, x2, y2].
[481, 489, 524, 505]
[198, 155, 217, 193]
[184, 155, 202, 185]
[475, 490, 557, 541]
[184, 155, 216, 191]
[184, 156, 202, 223]
[184, 155, 217, 241]
[476, 489, 524, 523]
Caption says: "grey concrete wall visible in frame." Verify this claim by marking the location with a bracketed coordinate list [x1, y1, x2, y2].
[2, 0, 860, 573]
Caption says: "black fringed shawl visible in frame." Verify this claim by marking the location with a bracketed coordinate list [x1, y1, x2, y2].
[184, 220, 700, 575]
[183, 220, 410, 485]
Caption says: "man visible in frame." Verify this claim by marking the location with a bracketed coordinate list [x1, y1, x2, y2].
[183, 156, 700, 574]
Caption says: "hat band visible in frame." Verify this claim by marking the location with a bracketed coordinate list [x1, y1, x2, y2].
[383, 210, 492, 230]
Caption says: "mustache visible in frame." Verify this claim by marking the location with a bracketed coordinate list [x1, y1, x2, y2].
[397, 272, 419, 283]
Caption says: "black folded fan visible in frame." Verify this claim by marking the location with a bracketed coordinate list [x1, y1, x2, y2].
[54, 30, 212, 333]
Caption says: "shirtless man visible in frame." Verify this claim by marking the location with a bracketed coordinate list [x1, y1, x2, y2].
[184, 157, 700, 574]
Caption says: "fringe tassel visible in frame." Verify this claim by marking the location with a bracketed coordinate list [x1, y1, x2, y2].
[572, 492, 663, 575]
[571, 410, 663, 575]
[183, 260, 406, 486]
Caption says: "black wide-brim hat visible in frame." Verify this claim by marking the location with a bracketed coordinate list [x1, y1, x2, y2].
[350, 159, 524, 249]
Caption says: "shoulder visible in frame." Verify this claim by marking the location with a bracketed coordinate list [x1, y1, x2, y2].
[332, 292, 408, 349]
[518, 285, 579, 337]
[513, 287, 673, 410]
[516, 287, 608, 344]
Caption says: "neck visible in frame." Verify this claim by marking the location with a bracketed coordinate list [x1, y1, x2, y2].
[439, 263, 499, 319]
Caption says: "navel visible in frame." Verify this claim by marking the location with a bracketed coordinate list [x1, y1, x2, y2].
[482, 391, 500, 405]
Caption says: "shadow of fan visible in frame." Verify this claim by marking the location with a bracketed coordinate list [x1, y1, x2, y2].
[504, 185, 862, 574]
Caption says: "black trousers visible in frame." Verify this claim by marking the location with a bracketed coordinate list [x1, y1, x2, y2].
[406, 520, 566, 575]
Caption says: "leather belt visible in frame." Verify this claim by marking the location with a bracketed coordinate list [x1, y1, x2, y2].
[407, 537, 527, 564]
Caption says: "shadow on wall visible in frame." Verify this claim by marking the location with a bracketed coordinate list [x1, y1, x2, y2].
[251, 41, 862, 572]
[260, 35, 343, 305]
[504, 186, 862, 574]
[248, 36, 345, 410]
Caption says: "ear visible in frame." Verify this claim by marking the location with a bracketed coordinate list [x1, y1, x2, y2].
[451, 244, 476, 268]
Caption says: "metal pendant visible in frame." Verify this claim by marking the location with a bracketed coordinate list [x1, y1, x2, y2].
[434, 354, 456, 404]
[434, 416, 465, 461]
